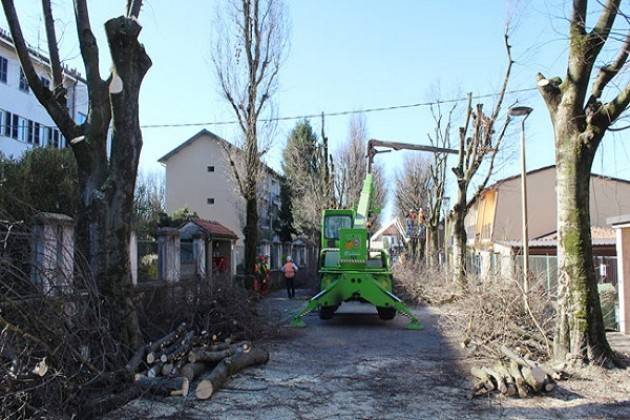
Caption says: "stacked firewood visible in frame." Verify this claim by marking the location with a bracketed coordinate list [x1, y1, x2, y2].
[469, 346, 568, 399]
[125, 322, 269, 399]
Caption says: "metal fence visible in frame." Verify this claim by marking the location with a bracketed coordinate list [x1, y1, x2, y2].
[515, 255, 618, 292]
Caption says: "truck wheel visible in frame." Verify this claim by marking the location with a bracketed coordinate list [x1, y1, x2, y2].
[377, 307, 396, 320]
[319, 306, 336, 320]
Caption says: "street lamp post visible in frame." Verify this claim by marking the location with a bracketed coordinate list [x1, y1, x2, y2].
[442, 196, 451, 272]
[508, 106, 533, 296]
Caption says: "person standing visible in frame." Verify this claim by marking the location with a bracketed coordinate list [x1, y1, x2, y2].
[281, 256, 298, 298]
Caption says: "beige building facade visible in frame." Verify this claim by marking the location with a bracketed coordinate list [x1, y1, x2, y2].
[465, 166, 630, 280]
[158, 129, 283, 269]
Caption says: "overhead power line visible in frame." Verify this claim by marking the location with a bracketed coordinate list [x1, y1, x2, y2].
[139, 87, 539, 129]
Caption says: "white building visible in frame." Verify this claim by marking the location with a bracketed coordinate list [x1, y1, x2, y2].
[0, 28, 88, 159]
[158, 129, 286, 270]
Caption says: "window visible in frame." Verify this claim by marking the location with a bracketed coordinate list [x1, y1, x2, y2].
[19, 69, 29, 92]
[40, 76, 50, 90]
[26, 120, 34, 143]
[48, 128, 60, 148]
[207, 198, 215, 205]
[1, 111, 11, 137]
[207, 165, 215, 172]
[0, 56, 7, 83]
[323, 215, 353, 240]
[11, 114, 18, 139]
[33, 122, 40, 145]
[77, 112, 87, 124]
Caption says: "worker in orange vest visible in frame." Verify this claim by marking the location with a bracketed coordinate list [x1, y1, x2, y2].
[281, 256, 299, 298]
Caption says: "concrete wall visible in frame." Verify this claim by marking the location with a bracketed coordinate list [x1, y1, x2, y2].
[0, 36, 88, 159]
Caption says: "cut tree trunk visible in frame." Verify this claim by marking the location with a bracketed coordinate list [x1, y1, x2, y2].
[451, 201, 467, 287]
[160, 331, 194, 363]
[244, 196, 259, 275]
[135, 376, 189, 397]
[195, 347, 269, 400]
[146, 322, 187, 364]
[553, 130, 614, 365]
[181, 362, 210, 382]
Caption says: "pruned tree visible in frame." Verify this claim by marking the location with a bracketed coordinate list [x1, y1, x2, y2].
[212, 0, 287, 275]
[425, 103, 456, 268]
[394, 155, 431, 263]
[335, 114, 386, 217]
[1, 0, 152, 350]
[335, 114, 368, 208]
[394, 155, 432, 219]
[451, 34, 513, 287]
[282, 120, 328, 242]
[536, 0, 628, 365]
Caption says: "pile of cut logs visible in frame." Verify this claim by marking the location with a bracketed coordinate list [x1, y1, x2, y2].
[125, 322, 269, 399]
[469, 346, 568, 399]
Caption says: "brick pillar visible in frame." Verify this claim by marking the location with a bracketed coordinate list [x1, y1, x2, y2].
[31, 212, 74, 295]
[157, 228, 180, 283]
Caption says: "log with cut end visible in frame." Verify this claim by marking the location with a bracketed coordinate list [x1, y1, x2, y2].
[147, 361, 164, 378]
[181, 362, 210, 382]
[495, 362, 516, 396]
[521, 365, 546, 393]
[508, 360, 530, 398]
[161, 363, 174, 377]
[188, 341, 251, 363]
[467, 380, 489, 399]
[159, 331, 195, 364]
[195, 347, 269, 400]
[146, 322, 187, 364]
[470, 366, 495, 392]
[483, 366, 507, 395]
[126, 344, 147, 373]
[135, 376, 189, 397]
[543, 377, 556, 392]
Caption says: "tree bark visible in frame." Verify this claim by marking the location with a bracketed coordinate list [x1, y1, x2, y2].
[244, 196, 259, 274]
[195, 347, 269, 400]
[1, 0, 152, 355]
[553, 128, 613, 364]
[100, 15, 152, 351]
[451, 192, 467, 287]
[426, 225, 440, 268]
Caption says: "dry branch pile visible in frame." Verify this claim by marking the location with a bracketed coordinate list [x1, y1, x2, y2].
[439, 275, 554, 362]
[127, 322, 269, 399]
[469, 345, 568, 399]
[0, 214, 124, 419]
[393, 261, 460, 305]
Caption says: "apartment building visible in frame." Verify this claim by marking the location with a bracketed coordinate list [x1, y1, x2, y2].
[158, 129, 285, 270]
[0, 28, 88, 159]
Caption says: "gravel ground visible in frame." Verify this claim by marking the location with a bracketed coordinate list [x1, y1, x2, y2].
[111, 289, 630, 420]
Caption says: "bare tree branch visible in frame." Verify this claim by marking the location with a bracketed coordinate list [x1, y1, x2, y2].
[73, 0, 103, 89]
[127, 0, 143, 18]
[41, 0, 64, 93]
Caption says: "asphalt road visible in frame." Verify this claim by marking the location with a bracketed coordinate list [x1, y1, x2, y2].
[111, 286, 630, 419]
[116, 288, 494, 419]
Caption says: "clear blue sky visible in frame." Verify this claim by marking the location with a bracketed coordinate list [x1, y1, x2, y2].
[3, 1, 630, 216]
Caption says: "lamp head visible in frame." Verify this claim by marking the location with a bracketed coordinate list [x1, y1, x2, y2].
[508, 106, 533, 117]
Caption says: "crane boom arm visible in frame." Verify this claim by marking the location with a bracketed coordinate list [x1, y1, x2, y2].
[367, 138, 458, 172]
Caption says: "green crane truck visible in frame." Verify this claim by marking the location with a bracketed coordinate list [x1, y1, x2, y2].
[291, 139, 458, 330]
